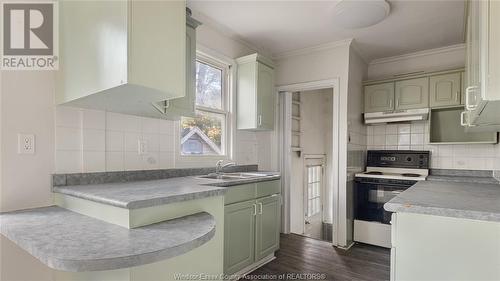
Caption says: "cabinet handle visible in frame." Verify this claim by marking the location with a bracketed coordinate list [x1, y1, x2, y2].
[258, 202, 263, 214]
[460, 111, 467, 127]
[258, 115, 262, 126]
[389, 99, 393, 108]
[395, 99, 399, 108]
[465, 86, 479, 110]
[252, 204, 257, 216]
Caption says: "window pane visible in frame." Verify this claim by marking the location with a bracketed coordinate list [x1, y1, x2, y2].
[181, 111, 224, 156]
[196, 61, 222, 109]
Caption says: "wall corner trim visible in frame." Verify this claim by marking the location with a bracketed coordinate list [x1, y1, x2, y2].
[272, 38, 354, 60]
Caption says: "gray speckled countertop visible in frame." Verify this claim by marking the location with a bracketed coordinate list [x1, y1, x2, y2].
[384, 181, 500, 222]
[53, 172, 281, 209]
[0, 206, 215, 272]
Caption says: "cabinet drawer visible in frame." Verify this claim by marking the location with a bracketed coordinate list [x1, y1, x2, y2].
[256, 180, 281, 198]
[225, 184, 256, 205]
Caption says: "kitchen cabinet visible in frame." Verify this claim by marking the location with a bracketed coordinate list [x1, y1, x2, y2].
[390, 212, 500, 281]
[224, 200, 256, 274]
[56, 1, 186, 118]
[255, 195, 281, 261]
[395, 78, 429, 110]
[236, 54, 275, 130]
[154, 9, 201, 120]
[224, 180, 281, 275]
[364, 83, 395, 113]
[429, 107, 498, 144]
[462, 0, 500, 130]
[429, 72, 461, 108]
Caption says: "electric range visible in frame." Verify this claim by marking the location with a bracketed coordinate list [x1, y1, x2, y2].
[354, 150, 430, 248]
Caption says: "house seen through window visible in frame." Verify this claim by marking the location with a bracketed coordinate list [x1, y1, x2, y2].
[181, 58, 228, 156]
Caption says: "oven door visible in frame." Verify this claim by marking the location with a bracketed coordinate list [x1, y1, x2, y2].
[354, 180, 407, 224]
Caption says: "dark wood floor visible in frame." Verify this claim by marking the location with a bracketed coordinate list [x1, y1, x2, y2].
[248, 234, 390, 281]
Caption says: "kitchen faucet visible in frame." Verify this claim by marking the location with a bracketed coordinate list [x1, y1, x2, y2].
[215, 160, 236, 175]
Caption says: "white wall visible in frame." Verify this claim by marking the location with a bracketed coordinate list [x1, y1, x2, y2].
[367, 44, 465, 80]
[346, 47, 368, 246]
[0, 16, 269, 213]
[274, 40, 352, 247]
[1, 71, 55, 212]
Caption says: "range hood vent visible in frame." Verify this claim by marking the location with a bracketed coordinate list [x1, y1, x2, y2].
[364, 108, 429, 124]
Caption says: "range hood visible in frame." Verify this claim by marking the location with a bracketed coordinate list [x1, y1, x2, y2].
[364, 108, 429, 124]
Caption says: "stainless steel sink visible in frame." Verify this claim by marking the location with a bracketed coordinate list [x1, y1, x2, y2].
[199, 172, 273, 180]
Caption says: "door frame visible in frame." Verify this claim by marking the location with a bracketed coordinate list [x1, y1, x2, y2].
[277, 78, 341, 247]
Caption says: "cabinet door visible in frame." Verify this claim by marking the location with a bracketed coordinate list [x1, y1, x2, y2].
[257, 62, 275, 130]
[395, 77, 429, 110]
[429, 73, 461, 108]
[461, 72, 466, 105]
[162, 23, 197, 119]
[255, 195, 280, 261]
[224, 200, 256, 274]
[364, 83, 395, 113]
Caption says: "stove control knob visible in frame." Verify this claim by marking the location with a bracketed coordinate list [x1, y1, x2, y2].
[406, 157, 412, 161]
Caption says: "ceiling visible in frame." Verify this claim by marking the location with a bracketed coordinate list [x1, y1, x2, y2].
[187, 0, 466, 62]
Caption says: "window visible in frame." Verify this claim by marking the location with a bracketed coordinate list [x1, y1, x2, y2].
[306, 165, 322, 217]
[181, 57, 229, 156]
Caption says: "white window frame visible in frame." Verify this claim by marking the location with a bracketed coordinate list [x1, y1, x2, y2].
[176, 47, 235, 166]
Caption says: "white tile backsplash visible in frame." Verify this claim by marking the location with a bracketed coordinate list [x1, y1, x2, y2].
[56, 127, 81, 151]
[82, 129, 105, 151]
[367, 121, 499, 170]
[55, 106, 260, 173]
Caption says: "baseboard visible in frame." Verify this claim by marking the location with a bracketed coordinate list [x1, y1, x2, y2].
[336, 241, 355, 251]
[229, 254, 276, 280]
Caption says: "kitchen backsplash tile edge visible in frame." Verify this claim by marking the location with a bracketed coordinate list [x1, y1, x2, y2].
[52, 164, 259, 187]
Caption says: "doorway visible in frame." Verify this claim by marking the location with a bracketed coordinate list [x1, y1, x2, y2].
[288, 89, 334, 242]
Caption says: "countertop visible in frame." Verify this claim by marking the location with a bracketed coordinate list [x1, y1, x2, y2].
[0, 206, 215, 272]
[53, 172, 281, 209]
[384, 180, 500, 222]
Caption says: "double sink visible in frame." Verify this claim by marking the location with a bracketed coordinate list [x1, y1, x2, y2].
[199, 172, 275, 180]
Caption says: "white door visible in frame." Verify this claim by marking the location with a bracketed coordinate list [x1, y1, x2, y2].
[303, 158, 325, 240]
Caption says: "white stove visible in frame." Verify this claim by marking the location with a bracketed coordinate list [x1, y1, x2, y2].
[354, 150, 430, 248]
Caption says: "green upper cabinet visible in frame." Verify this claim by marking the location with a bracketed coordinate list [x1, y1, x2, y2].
[153, 9, 201, 120]
[364, 82, 395, 113]
[224, 200, 256, 275]
[395, 77, 429, 110]
[236, 54, 275, 130]
[255, 195, 281, 261]
[56, 1, 186, 118]
[429, 72, 461, 108]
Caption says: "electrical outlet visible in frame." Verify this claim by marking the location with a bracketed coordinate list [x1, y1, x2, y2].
[18, 134, 35, 154]
[138, 140, 148, 155]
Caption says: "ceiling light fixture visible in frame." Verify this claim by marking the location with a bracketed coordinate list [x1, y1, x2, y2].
[333, 0, 390, 29]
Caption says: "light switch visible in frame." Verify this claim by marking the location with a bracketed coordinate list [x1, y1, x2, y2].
[18, 134, 35, 154]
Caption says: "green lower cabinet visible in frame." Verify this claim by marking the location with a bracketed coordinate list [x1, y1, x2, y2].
[223, 180, 281, 275]
[255, 195, 281, 261]
[224, 200, 256, 274]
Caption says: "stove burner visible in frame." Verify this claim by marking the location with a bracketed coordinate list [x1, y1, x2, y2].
[401, 173, 421, 178]
[365, 171, 383, 175]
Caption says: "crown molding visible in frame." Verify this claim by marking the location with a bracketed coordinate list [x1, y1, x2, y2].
[369, 43, 466, 65]
[189, 8, 273, 59]
[349, 40, 369, 65]
[273, 38, 354, 60]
